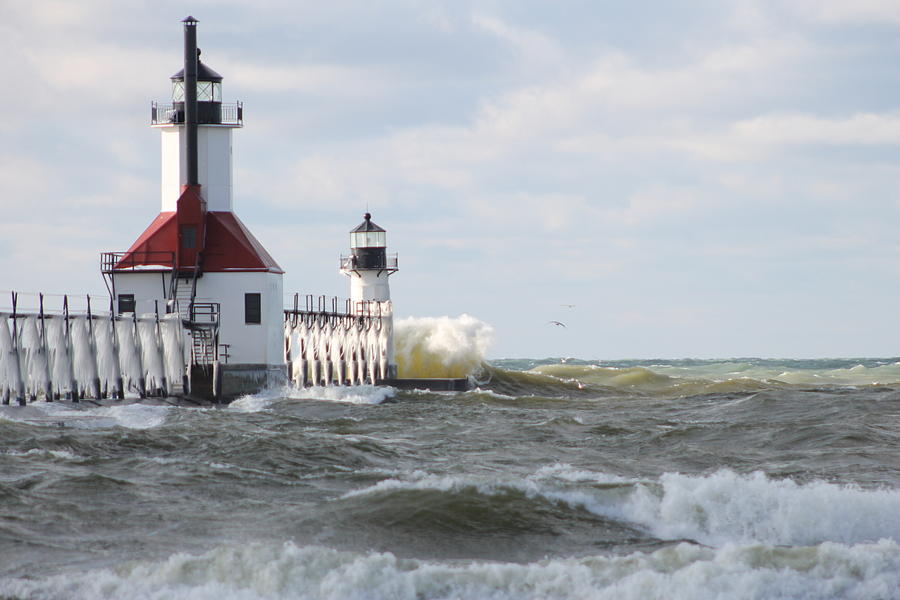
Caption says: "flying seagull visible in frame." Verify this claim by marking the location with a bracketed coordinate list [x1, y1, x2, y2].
[548, 321, 566, 328]
[560, 304, 575, 308]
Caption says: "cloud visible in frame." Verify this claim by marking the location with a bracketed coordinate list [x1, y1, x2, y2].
[791, 0, 900, 26]
[732, 112, 900, 146]
[470, 13, 565, 73]
[2, 1, 899, 357]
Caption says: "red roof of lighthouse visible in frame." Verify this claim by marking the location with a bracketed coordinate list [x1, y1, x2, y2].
[118, 211, 282, 273]
[204, 212, 282, 272]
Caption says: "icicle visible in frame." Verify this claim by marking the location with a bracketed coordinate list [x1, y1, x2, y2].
[307, 320, 320, 386]
[317, 319, 331, 385]
[160, 313, 186, 395]
[356, 324, 367, 386]
[94, 318, 122, 399]
[346, 324, 358, 385]
[329, 320, 342, 386]
[284, 321, 293, 382]
[0, 317, 23, 404]
[138, 317, 166, 395]
[47, 318, 75, 399]
[319, 317, 334, 386]
[377, 319, 388, 381]
[116, 317, 145, 396]
[20, 317, 49, 399]
[294, 321, 308, 387]
[71, 317, 100, 398]
[287, 324, 300, 387]
[336, 322, 348, 385]
[366, 324, 377, 385]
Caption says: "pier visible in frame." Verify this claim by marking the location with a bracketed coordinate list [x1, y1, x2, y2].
[0, 292, 186, 405]
[284, 294, 394, 387]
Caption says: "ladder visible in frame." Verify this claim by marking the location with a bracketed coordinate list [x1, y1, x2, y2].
[191, 326, 217, 366]
[171, 276, 195, 321]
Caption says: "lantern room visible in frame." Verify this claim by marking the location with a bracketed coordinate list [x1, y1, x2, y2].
[349, 213, 393, 270]
[170, 51, 224, 124]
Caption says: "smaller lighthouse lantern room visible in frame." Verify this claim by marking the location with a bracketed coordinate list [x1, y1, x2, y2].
[341, 213, 398, 305]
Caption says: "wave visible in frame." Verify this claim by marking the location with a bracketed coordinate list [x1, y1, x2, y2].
[481, 360, 900, 398]
[341, 467, 900, 548]
[0, 401, 170, 429]
[394, 315, 493, 378]
[2, 538, 897, 600]
[229, 384, 395, 411]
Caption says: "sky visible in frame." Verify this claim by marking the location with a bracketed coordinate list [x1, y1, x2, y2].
[1, 0, 899, 359]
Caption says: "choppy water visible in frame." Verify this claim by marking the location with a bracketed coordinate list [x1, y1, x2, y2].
[1, 356, 899, 599]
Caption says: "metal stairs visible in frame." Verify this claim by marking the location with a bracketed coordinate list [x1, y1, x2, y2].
[172, 276, 195, 321]
[191, 326, 217, 366]
[167, 266, 220, 368]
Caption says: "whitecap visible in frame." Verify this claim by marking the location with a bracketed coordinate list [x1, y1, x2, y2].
[1, 539, 898, 600]
[340, 466, 900, 549]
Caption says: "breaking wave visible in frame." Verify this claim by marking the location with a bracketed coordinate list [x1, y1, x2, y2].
[229, 384, 395, 411]
[394, 315, 493, 378]
[342, 467, 900, 548]
[2, 538, 897, 600]
[482, 360, 900, 398]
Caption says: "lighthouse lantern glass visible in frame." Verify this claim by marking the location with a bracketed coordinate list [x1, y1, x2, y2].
[172, 80, 184, 101]
[351, 231, 386, 249]
[172, 81, 221, 102]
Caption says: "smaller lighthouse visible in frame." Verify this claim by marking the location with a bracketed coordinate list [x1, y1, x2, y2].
[340, 213, 398, 304]
[340, 213, 398, 378]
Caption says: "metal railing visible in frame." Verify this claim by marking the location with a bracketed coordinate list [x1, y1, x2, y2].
[283, 294, 392, 325]
[339, 253, 398, 271]
[101, 251, 175, 273]
[189, 302, 220, 326]
[150, 101, 243, 126]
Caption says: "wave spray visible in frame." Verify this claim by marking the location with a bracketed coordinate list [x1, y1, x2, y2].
[394, 315, 493, 378]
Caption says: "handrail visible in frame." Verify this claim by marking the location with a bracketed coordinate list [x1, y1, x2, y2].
[151, 101, 243, 125]
[189, 302, 220, 326]
[283, 293, 391, 325]
[101, 251, 175, 273]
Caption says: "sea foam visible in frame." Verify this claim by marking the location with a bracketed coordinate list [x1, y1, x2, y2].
[229, 384, 396, 411]
[1, 539, 897, 600]
[0, 400, 170, 430]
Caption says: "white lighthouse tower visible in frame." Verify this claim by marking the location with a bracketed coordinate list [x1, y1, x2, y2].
[102, 17, 285, 400]
[340, 213, 398, 378]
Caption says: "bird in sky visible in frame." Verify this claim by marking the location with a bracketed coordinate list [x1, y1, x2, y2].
[560, 304, 575, 308]
[548, 321, 566, 327]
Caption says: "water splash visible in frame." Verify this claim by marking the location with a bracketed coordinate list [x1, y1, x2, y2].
[394, 315, 493, 378]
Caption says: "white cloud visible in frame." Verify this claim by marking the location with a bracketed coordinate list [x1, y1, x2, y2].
[2, 1, 899, 357]
[470, 13, 565, 74]
[228, 62, 391, 96]
[792, 0, 900, 26]
[732, 112, 900, 146]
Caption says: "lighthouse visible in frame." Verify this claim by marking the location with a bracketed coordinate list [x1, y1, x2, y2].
[340, 213, 398, 304]
[0, 17, 471, 407]
[101, 17, 285, 400]
[340, 213, 398, 378]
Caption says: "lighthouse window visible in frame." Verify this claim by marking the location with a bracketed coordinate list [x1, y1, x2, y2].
[351, 231, 386, 248]
[197, 81, 212, 101]
[181, 226, 196, 249]
[118, 294, 136, 315]
[245, 293, 262, 324]
[172, 81, 221, 102]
